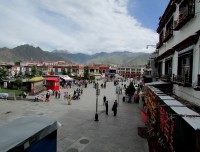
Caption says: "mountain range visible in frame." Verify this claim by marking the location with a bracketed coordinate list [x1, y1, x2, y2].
[0, 44, 150, 65]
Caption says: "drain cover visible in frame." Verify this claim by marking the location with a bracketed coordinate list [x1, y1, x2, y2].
[66, 148, 79, 152]
[80, 139, 89, 144]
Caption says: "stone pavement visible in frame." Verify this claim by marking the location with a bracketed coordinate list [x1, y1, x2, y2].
[0, 80, 148, 152]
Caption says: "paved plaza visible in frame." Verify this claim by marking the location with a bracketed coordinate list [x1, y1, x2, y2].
[0, 80, 148, 152]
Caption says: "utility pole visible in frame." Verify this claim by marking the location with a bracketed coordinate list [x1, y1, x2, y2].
[95, 82, 99, 121]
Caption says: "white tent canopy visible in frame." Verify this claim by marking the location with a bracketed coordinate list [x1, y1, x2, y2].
[60, 75, 73, 81]
[115, 74, 123, 79]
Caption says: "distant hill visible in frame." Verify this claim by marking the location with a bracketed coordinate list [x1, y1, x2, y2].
[0, 44, 150, 65]
[0, 45, 71, 63]
[51, 50, 150, 65]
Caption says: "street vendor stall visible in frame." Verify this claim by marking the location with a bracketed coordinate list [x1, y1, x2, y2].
[29, 76, 45, 95]
[45, 77, 60, 91]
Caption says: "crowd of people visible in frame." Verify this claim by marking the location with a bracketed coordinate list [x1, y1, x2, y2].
[33, 77, 143, 118]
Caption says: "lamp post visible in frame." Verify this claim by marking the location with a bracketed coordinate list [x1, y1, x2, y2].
[95, 82, 99, 121]
[146, 45, 156, 49]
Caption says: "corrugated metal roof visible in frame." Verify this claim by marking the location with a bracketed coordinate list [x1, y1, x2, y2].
[159, 96, 174, 100]
[171, 106, 200, 130]
[162, 99, 184, 106]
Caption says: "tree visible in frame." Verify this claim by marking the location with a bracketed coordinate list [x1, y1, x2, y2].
[14, 78, 23, 89]
[67, 67, 71, 76]
[62, 68, 67, 75]
[39, 69, 43, 76]
[0, 67, 8, 79]
[31, 66, 37, 76]
[14, 60, 21, 66]
[125, 82, 135, 97]
[84, 66, 89, 79]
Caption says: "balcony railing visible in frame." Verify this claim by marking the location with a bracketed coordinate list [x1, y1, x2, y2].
[163, 29, 173, 42]
[172, 74, 191, 87]
[161, 75, 172, 82]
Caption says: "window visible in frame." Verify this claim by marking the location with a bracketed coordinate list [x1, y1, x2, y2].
[164, 18, 173, 42]
[158, 62, 162, 78]
[178, 51, 193, 84]
[165, 59, 172, 77]
[174, 0, 195, 30]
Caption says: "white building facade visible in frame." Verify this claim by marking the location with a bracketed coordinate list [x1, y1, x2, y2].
[156, 0, 200, 105]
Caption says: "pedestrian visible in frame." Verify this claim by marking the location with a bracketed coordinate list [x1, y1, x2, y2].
[55, 90, 58, 99]
[112, 100, 118, 116]
[34, 94, 39, 102]
[64, 92, 67, 99]
[68, 94, 72, 105]
[105, 100, 108, 115]
[103, 95, 106, 106]
[45, 91, 50, 102]
[58, 90, 61, 99]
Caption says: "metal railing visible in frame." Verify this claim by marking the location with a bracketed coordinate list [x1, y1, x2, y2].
[172, 74, 191, 86]
[161, 75, 172, 82]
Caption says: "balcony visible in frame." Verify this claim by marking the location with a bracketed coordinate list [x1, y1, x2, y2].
[172, 74, 191, 87]
[193, 75, 200, 90]
[161, 75, 172, 82]
[163, 30, 173, 42]
[156, 41, 163, 49]
[174, 3, 195, 30]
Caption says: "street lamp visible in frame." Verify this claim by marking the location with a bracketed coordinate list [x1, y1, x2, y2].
[146, 45, 156, 49]
[95, 82, 100, 121]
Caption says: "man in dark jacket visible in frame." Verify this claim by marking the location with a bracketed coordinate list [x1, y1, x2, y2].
[103, 95, 106, 106]
[112, 100, 118, 116]
[105, 100, 109, 115]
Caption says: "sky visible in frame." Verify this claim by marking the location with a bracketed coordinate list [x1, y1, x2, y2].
[0, 0, 169, 54]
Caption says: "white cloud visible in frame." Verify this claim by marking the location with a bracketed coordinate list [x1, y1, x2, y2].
[0, 0, 158, 54]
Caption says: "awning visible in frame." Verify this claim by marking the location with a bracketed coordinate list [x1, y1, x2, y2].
[60, 75, 73, 81]
[29, 77, 44, 82]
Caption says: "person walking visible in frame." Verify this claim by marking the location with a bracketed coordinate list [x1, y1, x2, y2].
[45, 91, 50, 102]
[105, 100, 108, 115]
[103, 95, 106, 106]
[112, 100, 118, 116]
[58, 90, 61, 99]
[55, 90, 58, 99]
[68, 94, 72, 105]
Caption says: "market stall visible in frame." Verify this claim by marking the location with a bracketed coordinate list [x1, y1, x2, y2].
[45, 77, 60, 91]
[29, 76, 45, 95]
